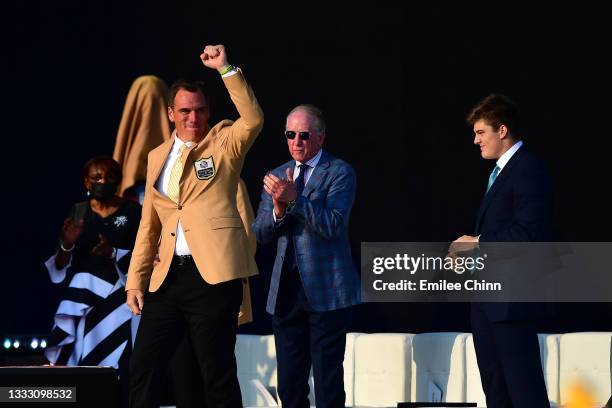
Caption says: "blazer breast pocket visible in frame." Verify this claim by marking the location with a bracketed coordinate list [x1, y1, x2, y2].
[209, 216, 243, 230]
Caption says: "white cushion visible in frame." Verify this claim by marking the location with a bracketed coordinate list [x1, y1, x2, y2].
[539, 334, 561, 404]
[242, 379, 279, 407]
[559, 332, 612, 405]
[411, 332, 470, 403]
[344, 332, 363, 406]
[354, 333, 415, 407]
[465, 334, 485, 407]
[235, 334, 278, 401]
[236, 333, 359, 407]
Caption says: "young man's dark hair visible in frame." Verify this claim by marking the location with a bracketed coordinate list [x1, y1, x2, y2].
[466, 93, 522, 138]
[167, 79, 208, 108]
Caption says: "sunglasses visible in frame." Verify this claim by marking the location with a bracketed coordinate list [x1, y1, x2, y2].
[285, 130, 311, 140]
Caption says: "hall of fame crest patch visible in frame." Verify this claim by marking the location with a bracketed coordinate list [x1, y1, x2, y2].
[194, 156, 216, 180]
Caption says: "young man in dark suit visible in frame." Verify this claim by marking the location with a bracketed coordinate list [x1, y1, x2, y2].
[452, 94, 553, 407]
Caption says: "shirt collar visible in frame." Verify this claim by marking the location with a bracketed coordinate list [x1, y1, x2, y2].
[172, 133, 196, 153]
[497, 140, 523, 171]
[296, 149, 323, 169]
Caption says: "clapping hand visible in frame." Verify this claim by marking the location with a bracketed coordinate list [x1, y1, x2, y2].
[264, 168, 298, 204]
[263, 168, 299, 218]
[61, 217, 84, 248]
[91, 234, 114, 259]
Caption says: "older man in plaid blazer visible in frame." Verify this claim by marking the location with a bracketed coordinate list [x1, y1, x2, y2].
[253, 104, 360, 408]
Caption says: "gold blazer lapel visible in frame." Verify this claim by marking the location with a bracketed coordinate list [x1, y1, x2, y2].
[150, 138, 175, 191]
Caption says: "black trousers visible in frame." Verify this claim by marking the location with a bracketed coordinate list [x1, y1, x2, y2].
[129, 259, 243, 408]
[272, 267, 351, 408]
[169, 334, 206, 408]
[471, 303, 550, 408]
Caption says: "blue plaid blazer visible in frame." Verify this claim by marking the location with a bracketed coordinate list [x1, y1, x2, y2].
[253, 150, 361, 313]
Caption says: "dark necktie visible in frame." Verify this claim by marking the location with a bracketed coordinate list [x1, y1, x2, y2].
[284, 164, 309, 272]
[294, 164, 308, 195]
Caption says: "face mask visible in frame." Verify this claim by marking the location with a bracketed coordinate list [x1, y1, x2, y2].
[89, 182, 118, 201]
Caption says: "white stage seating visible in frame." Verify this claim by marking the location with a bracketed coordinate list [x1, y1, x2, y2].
[540, 334, 562, 404]
[558, 332, 612, 406]
[235, 334, 277, 406]
[411, 332, 470, 403]
[242, 379, 279, 407]
[353, 333, 415, 407]
[344, 332, 363, 406]
[233, 331, 612, 407]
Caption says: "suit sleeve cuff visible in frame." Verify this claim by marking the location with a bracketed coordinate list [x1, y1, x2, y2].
[221, 66, 239, 78]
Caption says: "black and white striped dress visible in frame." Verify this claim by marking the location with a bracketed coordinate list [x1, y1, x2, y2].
[45, 200, 141, 369]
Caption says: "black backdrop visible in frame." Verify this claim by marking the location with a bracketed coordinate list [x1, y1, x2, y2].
[2, 2, 611, 337]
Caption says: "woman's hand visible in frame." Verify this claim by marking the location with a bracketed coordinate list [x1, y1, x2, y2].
[61, 217, 84, 247]
[91, 234, 114, 258]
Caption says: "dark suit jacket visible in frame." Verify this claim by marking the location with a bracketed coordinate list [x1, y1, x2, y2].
[474, 145, 554, 321]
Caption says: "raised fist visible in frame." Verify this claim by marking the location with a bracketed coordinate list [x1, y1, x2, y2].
[200, 44, 229, 71]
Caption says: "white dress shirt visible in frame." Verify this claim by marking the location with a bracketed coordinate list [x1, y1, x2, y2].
[155, 135, 196, 255]
[496, 140, 523, 174]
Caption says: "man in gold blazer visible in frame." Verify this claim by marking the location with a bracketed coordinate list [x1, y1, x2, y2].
[125, 44, 263, 408]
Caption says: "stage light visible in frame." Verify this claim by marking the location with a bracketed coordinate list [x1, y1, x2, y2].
[1, 335, 48, 355]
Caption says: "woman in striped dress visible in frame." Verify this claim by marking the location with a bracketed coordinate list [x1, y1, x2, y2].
[44, 156, 140, 377]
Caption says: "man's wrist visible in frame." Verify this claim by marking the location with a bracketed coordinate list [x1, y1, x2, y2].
[274, 205, 287, 219]
[218, 64, 234, 75]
